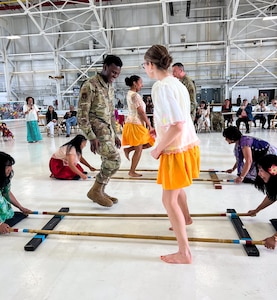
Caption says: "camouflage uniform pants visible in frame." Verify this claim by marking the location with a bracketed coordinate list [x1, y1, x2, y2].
[93, 123, 121, 184]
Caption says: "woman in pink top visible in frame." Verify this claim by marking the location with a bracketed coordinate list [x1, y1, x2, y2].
[49, 134, 95, 180]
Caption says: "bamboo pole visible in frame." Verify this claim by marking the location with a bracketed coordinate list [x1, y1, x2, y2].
[118, 169, 158, 172]
[30, 211, 250, 218]
[10, 228, 264, 245]
[194, 178, 234, 182]
[111, 176, 234, 183]
[116, 169, 227, 173]
[200, 170, 227, 173]
[112, 176, 155, 180]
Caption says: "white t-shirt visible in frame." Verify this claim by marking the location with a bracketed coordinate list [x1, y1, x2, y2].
[151, 75, 199, 154]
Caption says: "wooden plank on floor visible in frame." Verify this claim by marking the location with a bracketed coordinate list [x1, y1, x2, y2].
[227, 208, 259, 257]
[24, 207, 69, 251]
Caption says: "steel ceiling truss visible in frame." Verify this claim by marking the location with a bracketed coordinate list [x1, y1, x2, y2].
[0, 1, 275, 49]
[0, 0, 276, 99]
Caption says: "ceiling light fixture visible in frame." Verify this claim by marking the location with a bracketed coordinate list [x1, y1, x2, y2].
[6, 35, 21, 40]
[263, 16, 277, 20]
[126, 27, 140, 31]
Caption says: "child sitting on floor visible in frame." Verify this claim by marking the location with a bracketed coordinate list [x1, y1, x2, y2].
[0, 123, 14, 141]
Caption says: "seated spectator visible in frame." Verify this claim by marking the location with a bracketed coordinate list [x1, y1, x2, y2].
[251, 96, 258, 106]
[115, 99, 124, 109]
[45, 105, 58, 137]
[49, 134, 96, 180]
[253, 100, 267, 129]
[221, 99, 233, 127]
[145, 96, 154, 127]
[63, 105, 77, 137]
[196, 100, 210, 132]
[266, 99, 277, 129]
[236, 99, 253, 133]
[236, 95, 241, 106]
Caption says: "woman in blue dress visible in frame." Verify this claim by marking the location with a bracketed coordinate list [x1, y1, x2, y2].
[23, 96, 42, 143]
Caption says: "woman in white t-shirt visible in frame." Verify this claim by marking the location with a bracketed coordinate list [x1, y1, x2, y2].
[49, 134, 95, 180]
[23, 96, 42, 143]
[143, 45, 200, 264]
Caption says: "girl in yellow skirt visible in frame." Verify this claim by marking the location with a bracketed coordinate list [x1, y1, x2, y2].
[122, 75, 155, 177]
[143, 45, 200, 264]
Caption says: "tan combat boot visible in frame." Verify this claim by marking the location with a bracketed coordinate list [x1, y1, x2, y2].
[102, 184, 118, 204]
[87, 181, 113, 207]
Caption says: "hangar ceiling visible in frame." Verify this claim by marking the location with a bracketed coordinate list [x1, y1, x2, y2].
[1, 1, 276, 51]
[0, 0, 276, 100]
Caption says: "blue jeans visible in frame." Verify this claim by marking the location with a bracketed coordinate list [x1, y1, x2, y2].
[66, 116, 77, 135]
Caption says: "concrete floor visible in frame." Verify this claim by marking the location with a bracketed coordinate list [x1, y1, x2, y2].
[1, 120, 277, 300]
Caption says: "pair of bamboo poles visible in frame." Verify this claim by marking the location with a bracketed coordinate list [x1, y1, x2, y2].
[10, 211, 264, 246]
[111, 169, 234, 182]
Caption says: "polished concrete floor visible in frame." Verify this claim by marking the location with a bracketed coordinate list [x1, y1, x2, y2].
[1, 120, 277, 300]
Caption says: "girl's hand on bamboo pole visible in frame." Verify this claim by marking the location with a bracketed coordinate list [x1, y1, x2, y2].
[263, 235, 277, 250]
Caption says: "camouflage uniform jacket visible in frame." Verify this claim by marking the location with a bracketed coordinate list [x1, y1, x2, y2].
[78, 73, 117, 141]
[180, 75, 197, 119]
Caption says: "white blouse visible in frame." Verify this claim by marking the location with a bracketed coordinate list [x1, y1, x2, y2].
[125, 90, 146, 125]
[23, 104, 39, 122]
[151, 76, 199, 154]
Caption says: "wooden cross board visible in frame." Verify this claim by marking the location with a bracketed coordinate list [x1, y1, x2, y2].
[209, 171, 222, 189]
[270, 219, 277, 231]
[24, 207, 69, 251]
[227, 208, 259, 257]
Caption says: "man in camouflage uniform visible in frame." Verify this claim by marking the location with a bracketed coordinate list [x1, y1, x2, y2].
[172, 62, 197, 121]
[78, 55, 123, 207]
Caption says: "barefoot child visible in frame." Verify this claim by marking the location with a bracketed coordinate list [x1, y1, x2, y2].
[122, 75, 155, 177]
[143, 45, 200, 264]
[0, 122, 14, 140]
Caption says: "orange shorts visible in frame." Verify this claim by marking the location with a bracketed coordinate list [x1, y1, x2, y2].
[157, 145, 200, 190]
[122, 123, 155, 147]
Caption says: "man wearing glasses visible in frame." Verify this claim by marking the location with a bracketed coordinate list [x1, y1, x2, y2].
[266, 99, 277, 129]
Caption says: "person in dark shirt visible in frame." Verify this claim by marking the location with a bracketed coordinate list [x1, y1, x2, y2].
[45, 105, 58, 137]
[63, 105, 77, 137]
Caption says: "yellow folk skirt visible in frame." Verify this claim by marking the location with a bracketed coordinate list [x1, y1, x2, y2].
[122, 123, 155, 147]
[157, 145, 200, 190]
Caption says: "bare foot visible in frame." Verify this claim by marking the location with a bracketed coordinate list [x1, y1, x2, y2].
[128, 172, 142, 177]
[160, 251, 192, 264]
[185, 218, 193, 225]
[124, 148, 130, 160]
[169, 219, 193, 231]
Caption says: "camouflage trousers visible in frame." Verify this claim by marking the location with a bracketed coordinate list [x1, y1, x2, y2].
[93, 123, 121, 184]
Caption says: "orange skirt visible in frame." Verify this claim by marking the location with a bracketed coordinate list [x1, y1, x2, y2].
[122, 123, 155, 147]
[157, 145, 200, 190]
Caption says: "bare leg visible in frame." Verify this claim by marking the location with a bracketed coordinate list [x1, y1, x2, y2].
[169, 189, 192, 230]
[124, 146, 135, 160]
[142, 143, 152, 149]
[128, 145, 143, 177]
[178, 189, 193, 225]
[161, 189, 192, 264]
